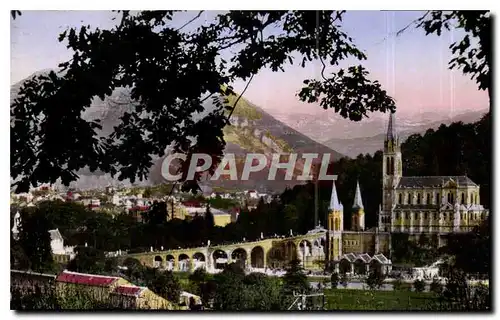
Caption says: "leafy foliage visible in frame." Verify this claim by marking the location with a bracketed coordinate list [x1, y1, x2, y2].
[16, 208, 55, 273]
[445, 215, 490, 276]
[337, 272, 349, 288]
[413, 279, 425, 292]
[330, 272, 339, 289]
[430, 277, 443, 294]
[282, 259, 310, 295]
[67, 246, 107, 274]
[365, 269, 385, 290]
[211, 264, 282, 310]
[438, 270, 490, 311]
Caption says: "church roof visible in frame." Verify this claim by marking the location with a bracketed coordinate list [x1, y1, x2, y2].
[397, 176, 478, 188]
[329, 181, 343, 211]
[394, 204, 439, 210]
[355, 253, 372, 263]
[353, 180, 364, 209]
[372, 254, 391, 265]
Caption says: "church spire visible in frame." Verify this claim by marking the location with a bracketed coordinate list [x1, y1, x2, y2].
[329, 180, 343, 211]
[386, 111, 397, 142]
[353, 180, 364, 209]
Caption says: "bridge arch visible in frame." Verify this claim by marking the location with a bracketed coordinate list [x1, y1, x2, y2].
[192, 252, 206, 271]
[154, 255, 163, 268]
[231, 248, 248, 269]
[266, 240, 297, 269]
[178, 253, 190, 272]
[166, 254, 175, 271]
[299, 240, 313, 259]
[250, 246, 265, 269]
[213, 249, 229, 270]
[193, 252, 206, 261]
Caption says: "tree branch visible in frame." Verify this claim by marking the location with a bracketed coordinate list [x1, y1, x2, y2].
[176, 11, 204, 31]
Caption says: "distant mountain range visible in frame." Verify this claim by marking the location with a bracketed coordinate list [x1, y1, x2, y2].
[270, 108, 489, 158]
[11, 70, 342, 192]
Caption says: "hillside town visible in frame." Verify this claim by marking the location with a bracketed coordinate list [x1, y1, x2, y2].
[11, 184, 276, 227]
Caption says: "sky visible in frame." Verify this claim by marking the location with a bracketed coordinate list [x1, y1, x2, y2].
[10, 10, 489, 118]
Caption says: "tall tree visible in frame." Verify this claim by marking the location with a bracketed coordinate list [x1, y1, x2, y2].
[17, 209, 55, 273]
[205, 203, 215, 230]
[67, 246, 107, 274]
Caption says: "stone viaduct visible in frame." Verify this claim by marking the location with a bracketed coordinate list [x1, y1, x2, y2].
[123, 227, 328, 273]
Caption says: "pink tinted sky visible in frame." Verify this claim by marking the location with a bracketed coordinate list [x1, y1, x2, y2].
[10, 10, 488, 117]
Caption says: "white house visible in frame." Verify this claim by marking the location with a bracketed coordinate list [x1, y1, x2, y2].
[49, 229, 65, 255]
[112, 194, 121, 206]
[248, 190, 259, 199]
[49, 228, 75, 258]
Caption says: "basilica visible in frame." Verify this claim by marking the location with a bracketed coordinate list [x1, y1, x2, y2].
[326, 112, 489, 261]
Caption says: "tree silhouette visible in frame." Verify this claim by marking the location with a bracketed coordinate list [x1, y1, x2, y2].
[205, 203, 215, 230]
[17, 209, 54, 273]
[67, 246, 107, 274]
[10, 10, 397, 193]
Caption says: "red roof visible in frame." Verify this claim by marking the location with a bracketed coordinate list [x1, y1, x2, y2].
[56, 271, 118, 287]
[112, 285, 144, 297]
[182, 200, 202, 207]
[130, 206, 149, 212]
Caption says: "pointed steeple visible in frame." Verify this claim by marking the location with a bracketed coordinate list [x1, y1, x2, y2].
[386, 112, 397, 142]
[329, 181, 343, 211]
[353, 180, 364, 209]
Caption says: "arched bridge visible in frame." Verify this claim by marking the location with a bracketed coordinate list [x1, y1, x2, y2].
[123, 227, 328, 272]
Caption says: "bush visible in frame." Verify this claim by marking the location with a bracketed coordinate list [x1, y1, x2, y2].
[413, 279, 426, 292]
[392, 278, 403, 291]
[430, 278, 443, 294]
[340, 273, 349, 288]
[365, 270, 385, 290]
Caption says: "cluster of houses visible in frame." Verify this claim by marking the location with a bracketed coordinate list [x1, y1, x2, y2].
[11, 183, 277, 228]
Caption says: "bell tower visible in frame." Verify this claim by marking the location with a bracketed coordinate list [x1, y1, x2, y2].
[381, 112, 402, 232]
[352, 180, 365, 231]
[328, 180, 343, 260]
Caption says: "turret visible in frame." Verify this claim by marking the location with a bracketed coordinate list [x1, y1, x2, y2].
[352, 180, 365, 231]
[327, 181, 343, 232]
[327, 180, 344, 261]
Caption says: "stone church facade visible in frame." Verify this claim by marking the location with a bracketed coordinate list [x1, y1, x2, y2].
[326, 112, 489, 261]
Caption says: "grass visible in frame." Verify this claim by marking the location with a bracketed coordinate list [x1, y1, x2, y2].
[324, 288, 438, 311]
